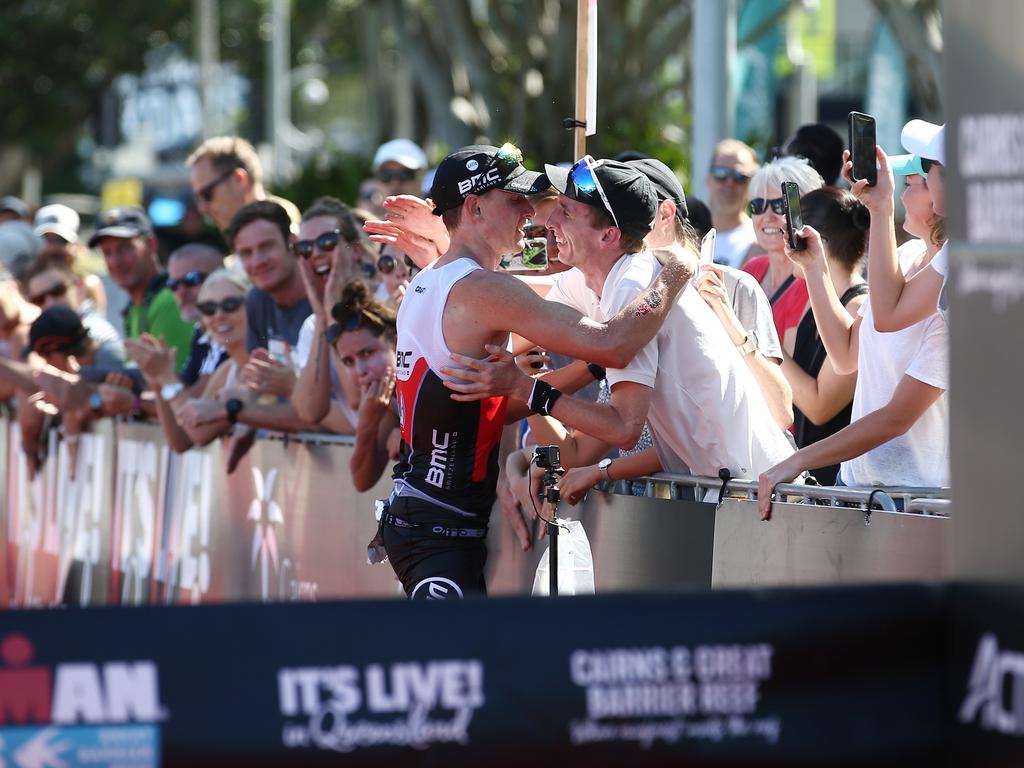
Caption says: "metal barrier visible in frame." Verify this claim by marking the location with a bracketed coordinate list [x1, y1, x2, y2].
[0, 416, 952, 606]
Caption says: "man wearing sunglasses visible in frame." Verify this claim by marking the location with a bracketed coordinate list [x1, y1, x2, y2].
[367, 139, 429, 216]
[706, 138, 762, 269]
[24, 262, 124, 369]
[380, 144, 693, 599]
[187, 136, 268, 234]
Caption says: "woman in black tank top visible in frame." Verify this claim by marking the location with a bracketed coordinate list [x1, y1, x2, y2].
[781, 188, 870, 485]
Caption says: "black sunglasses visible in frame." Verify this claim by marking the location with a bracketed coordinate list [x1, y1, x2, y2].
[748, 197, 787, 216]
[377, 253, 414, 275]
[196, 167, 237, 203]
[197, 296, 245, 316]
[710, 165, 751, 183]
[376, 168, 416, 183]
[920, 157, 942, 174]
[292, 230, 351, 259]
[166, 271, 208, 291]
[29, 283, 68, 306]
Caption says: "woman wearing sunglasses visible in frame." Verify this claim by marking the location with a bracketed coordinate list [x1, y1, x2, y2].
[741, 157, 824, 351]
[328, 280, 401, 492]
[373, 244, 415, 309]
[151, 269, 252, 450]
[758, 155, 948, 514]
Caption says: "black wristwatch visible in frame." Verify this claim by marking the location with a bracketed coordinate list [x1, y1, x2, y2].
[225, 398, 244, 425]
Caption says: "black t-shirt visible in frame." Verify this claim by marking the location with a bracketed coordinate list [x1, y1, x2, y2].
[244, 289, 311, 355]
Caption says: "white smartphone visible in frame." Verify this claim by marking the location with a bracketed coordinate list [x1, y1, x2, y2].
[700, 228, 717, 266]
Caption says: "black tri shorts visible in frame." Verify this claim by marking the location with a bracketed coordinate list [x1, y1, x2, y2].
[380, 496, 488, 599]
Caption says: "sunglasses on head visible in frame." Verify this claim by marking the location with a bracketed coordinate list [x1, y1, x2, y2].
[196, 166, 237, 203]
[29, 283, 68, 306]
[467, 142, 524, 197]
[376, 167, 417, 183]
[292, 229, 350, 259]
[377, 253, 414, 274]
[569, 154, 620, 229]
[166, 271, 208, 291]
[710, 165, 751, 183]
[748, 197, 787, 216]
[920, 157, 942, 174]
[197, 296, 245, 317]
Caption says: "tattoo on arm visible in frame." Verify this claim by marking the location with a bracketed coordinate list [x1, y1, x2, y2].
[633, 287, 665, 317]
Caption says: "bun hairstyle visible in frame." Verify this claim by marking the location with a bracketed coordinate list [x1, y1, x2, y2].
[330, 280, 397, 340]
[799, 187, 870, 272]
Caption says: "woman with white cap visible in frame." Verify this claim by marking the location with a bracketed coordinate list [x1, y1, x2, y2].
[843, 119, 948, 331]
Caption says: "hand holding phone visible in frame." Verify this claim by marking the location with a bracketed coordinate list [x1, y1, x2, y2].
[848, 111, 878, 186]
[700, 228, 717, 266]
[782, 181, 806, 251]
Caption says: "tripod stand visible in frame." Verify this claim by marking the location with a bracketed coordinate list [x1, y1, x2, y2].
[535, 446, 564, 596]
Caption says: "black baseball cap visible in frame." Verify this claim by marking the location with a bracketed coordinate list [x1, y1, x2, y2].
[626, 158, 689, 225]
[430, 143, 549, 215]
[88, 206, 153, 247]
[26, 305, 88, 356]
[544, 157, 658, 240]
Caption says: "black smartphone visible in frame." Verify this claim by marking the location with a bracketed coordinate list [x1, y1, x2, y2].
[848, 111, 877, 186]
[782, 181, 805, 251]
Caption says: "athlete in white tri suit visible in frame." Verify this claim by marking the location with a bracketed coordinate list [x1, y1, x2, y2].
[380, 144, 695, 600]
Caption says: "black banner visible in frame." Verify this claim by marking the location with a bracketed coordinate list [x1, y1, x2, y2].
[0, 584, 946, 766]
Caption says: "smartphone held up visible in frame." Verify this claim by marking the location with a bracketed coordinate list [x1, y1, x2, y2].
[848, 111, 878, 186]
[782, 181, 806, 251]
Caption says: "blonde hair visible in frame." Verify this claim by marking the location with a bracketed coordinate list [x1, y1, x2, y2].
[197, 268, 251, 301]
[187, 136, 264, 189]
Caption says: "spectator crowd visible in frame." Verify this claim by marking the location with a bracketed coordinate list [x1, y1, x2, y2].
[0, 117, 950, 588]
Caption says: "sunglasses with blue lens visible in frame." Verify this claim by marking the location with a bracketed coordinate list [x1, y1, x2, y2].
[167, 271, 208, 291]
[569, 155, 620, 229]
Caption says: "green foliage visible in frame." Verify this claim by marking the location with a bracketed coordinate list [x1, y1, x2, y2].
[271, 151, 369, 213]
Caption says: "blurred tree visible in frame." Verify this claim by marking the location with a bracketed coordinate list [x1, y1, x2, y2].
[0, 0, 193, 191]
[869, 0, 943, 118]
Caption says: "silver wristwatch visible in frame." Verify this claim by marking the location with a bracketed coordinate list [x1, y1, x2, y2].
[160, 382, 185, 401]
[597, 457, 613, 481]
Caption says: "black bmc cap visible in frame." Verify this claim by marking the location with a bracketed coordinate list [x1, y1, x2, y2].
[430, 144, 549, 215]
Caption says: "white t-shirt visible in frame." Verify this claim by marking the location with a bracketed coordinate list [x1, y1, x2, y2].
[547, 254, 794, 479]
[839, 239, 949, 487]
[930, 242, 950, 323]
[714, 221, 758, 269]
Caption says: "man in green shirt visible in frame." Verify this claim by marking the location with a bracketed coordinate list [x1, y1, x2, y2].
[89, 207, 195, 370]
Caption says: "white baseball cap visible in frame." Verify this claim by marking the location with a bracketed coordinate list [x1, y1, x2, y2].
[373, 139, 428, 172]
[901, 119, 944, 165]
[34, 203, 80, 243]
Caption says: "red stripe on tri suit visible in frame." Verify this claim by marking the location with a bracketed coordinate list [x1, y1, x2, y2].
[472, 394, 509, 483]
[397, 357, 430, 447]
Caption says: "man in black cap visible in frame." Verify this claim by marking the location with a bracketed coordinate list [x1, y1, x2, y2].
[452, 154, 795, 517]
[89, 207, 194, 370]
[380, 144, 693, 599]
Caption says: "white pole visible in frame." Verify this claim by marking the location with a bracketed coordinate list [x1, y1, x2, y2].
[195, 0, 219, 139]
[691, 0, 736, 202]
[268, 0, 291, 181]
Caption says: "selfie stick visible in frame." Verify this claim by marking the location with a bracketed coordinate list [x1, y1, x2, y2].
[541, 467, 563, 596]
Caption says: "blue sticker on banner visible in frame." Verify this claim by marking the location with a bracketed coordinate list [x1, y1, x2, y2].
[0, 724, 159, 767]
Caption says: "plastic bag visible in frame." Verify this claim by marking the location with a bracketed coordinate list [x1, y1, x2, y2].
[532, 518, 595, 596]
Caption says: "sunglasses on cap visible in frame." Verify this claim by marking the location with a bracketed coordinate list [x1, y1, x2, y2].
[467, 142, 524, 197]
[166, 271, 208, 291]
[377, 253, 414, 275]
[292, 229, 354, 259]
[197, 296, 245, 317]
[920, 157, 942, 174]
[196, 166, 237, 203]
[710, 165, 751, 183]
[29, 283, 68, 306]
[376, 167, 416, 183]
[569, 154, 620, 229]
[748, 197, 787, 216]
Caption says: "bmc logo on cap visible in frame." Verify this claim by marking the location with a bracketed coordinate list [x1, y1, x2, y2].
[457, 168, 501, 197]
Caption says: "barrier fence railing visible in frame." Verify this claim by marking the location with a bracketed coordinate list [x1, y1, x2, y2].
[627, 472, 950, 515]
[0, 415, 952, 607]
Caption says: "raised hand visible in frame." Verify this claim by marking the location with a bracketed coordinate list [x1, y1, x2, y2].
[841, 146, 895, 215]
